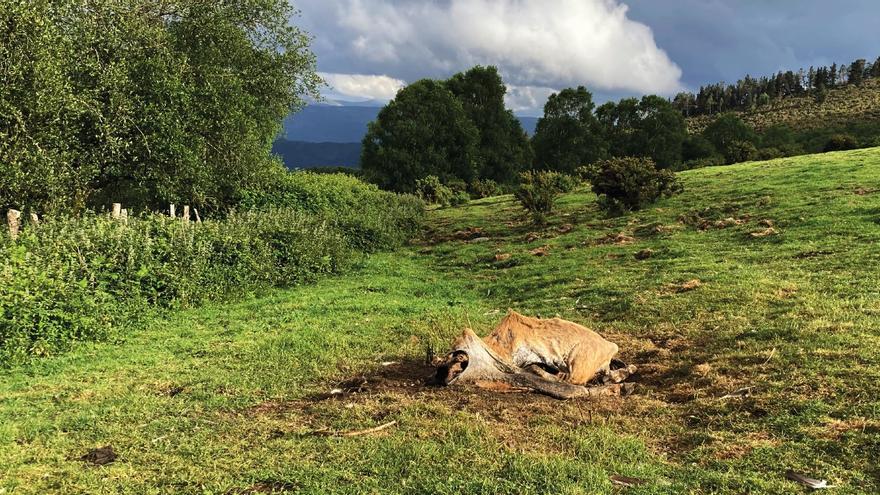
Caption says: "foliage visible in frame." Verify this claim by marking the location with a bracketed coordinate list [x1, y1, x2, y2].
[514, 170, 569, 223]
[414, 176, 454, 207]
[361, 80, 479, 192]
[0, 210, 350, 363]
[532, 87, 607, 174]
[673, 54, 880, 117]
[597, 95, 687, 168]
[726, 140, 758, 163]
[759, 124, 804, 156]
[469, 179, 502, 199]
[1, 172, 423, 363]
[682, 134, 718, 163]
[446, 66, 533, 184]
[450, 190, 471, 207]
[585, 157, 683, 211]
[703, 113, 758, 164]
[239, 171, 424, 251]
[0, 0, 320, 214]
[823, 134, 860, 152]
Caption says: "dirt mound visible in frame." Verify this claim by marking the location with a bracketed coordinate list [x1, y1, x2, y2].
[590, 232, 635, 246]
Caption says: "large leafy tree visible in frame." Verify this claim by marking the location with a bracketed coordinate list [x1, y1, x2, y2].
[0, 0, 320, 213]
[531, 87, 607, 174]
[445, 66, 532, 184]
[703, 113, 758, 163]
[361, 80, 479, 192]
[597, 96, 686, 168]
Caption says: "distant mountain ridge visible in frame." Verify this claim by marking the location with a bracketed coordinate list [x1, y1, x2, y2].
[275, 105, 538, 169]
[271, 140, 361, 169]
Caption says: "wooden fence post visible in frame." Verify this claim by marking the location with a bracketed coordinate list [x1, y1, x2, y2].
[112, 203, 122, 219]
[120, 209, 128, 222]
[182, 205, 190, 223]
[7, 209, 21, 239]
[169, 204, 176, 218]
[193, 208, 202, 223]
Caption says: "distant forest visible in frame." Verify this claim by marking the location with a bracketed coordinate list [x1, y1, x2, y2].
[673, 56, 880, 116]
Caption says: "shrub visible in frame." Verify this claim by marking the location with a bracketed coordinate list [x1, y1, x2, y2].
[446, 179, 469, 194]
[584, 157, 683, 212]
[2, 172, 425, 364]
[0, 210, 352, 364]
[450, 190, 471, 206]
[554, 173, 580, 193]
[469, 179, 501, 199]
[726, 140, 758, 163]
[823, 134, 860, 152]
[414, 175, 454, 207]
[755, 147, 784, 161]
[241, 171, 424, 251]
[677, 155, 726, 171]
[515, 170, 567, 223]
[682, 135, 717, 162]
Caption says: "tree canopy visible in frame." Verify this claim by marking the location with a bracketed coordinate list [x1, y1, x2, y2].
[361, 80, 479, 192]
[597, 95, 687, 168]
[0, 0, 320, 213]
[703, 113, 758, 164]
[532, 87, 606, 174]
[445, 66, 532, 184]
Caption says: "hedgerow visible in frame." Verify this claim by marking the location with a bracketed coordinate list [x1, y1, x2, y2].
[1, 174, 424, 364]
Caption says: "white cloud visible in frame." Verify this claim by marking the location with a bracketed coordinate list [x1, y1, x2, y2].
[504, 85, 560, 115]
[318, 72, 406, 101]
[300, 0, 683, 98]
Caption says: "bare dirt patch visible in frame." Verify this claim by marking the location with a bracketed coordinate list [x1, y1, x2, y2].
[227, 481, 299, 494]
[590, 232, 635, 246]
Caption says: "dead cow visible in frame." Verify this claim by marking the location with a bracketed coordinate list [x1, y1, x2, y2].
[434, 311, 635, 399]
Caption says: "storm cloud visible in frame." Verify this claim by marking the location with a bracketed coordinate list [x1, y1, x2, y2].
[297, 0, 683, 105]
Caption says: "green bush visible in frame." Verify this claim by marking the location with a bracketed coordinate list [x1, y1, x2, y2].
[469, 179, 502, 199]
[554, 173, 580, 193]
[415, 176, 454, 207]
[726, 140, 758, 163]
[240, 171, 424, 252]
[584, 157, 683, 212]
[676, 155, 726, 171]
[515, 170, 567, 223]
[450, 190, 471, 206]
[0, 209, 355, 364]
[2, 172, 424, 364]
[755, 147, 785, 161]
[823, 134, 860, 152]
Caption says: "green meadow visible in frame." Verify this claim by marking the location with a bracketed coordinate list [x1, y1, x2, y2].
[2, 148, 879, 494]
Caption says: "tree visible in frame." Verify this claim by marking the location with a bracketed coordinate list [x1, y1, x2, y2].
[872, 57, 880, 78]
[0, 0, 320, 213]
[703, 113, 757, 164]
[630, 96, 687, 168]
[445, 66, 531, 184]
[598, 96, 686, 168]
[361, 79, 479, 192]
[584, 157, 682, 211]
[531, 87, 606, 174]
[849, 59, 867, 86]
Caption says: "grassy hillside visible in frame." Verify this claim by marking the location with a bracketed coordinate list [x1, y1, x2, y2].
[2, 149, 880, 493]
[687, 79, 880, 135]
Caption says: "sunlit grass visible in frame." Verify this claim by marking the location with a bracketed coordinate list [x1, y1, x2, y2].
[2, 148, 879, 493]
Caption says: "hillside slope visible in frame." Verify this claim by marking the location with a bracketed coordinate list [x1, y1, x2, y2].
[687, 79, 880, 134]
[271, 139, 361, 169]
[3, 149, 880, 493]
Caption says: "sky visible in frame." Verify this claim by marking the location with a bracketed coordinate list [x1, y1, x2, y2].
[293, 0, 880, 115]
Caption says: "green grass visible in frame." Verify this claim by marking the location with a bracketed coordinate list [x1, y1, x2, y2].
[3, 148, 880, 493]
